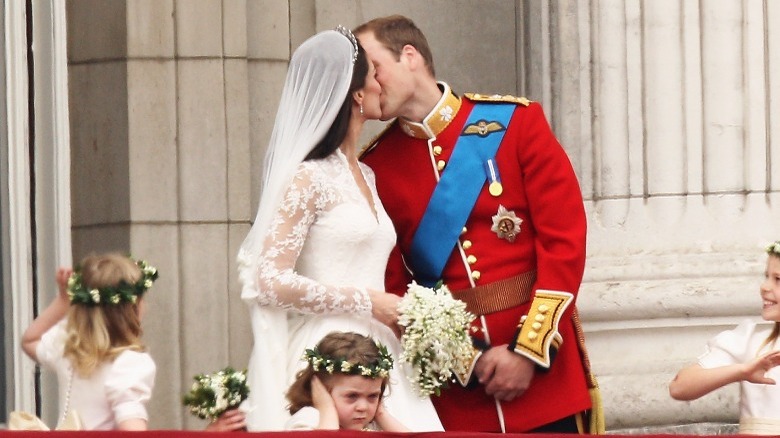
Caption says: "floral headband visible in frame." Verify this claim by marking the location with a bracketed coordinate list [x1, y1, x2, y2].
[67, 258, 159, 306]
[303, 342, 393, 379]
[767, 241, 780, 257]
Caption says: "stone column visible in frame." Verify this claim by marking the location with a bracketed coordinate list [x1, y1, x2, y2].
[67, 0, 255, 428]
[522, 0, 780, 431]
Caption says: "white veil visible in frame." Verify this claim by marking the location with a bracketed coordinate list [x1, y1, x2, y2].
[237, 29, 356, 431]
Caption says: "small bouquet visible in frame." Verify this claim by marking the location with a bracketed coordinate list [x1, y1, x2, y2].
[397, 282, 476, 397]
[182, 367, 249, 420]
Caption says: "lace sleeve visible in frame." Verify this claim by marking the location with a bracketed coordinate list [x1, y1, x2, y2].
[254, 164, 372, 315]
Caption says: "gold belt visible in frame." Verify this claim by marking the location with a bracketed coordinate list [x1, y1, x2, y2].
[450, 270, 537, 316]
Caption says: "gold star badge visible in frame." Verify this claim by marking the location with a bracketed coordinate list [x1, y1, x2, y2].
[491, 205, 522, 242]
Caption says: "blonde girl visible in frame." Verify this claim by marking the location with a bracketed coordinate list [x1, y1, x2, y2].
[21, 253, 158, 430]
[284, 331, 409, 432]
[669, 242, 780, 435]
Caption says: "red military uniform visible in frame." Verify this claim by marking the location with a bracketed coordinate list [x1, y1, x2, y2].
[362, 83, 592, 433]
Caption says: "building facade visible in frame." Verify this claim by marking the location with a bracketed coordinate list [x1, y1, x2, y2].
[2, 0, 779, 431]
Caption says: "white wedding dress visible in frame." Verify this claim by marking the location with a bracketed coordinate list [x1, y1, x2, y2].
[240, 149, 442, 431]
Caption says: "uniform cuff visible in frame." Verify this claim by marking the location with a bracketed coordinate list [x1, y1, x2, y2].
[454, 347, 483, 387]
[509, 290, 573, 368]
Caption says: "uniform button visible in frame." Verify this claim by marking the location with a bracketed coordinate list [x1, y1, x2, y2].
[527, 331, 538, 341]
[532, 322, 542, 330]
[538, 304, 549, 314]
[467, 255, 477, 264]
[433, 145, 443, 155]
[535, 314, 545, 322]
[461, 227, 468, 235]
[462, 240, 472, 249]
[471, 270, 481, 281]
[437, 160, 446, 171]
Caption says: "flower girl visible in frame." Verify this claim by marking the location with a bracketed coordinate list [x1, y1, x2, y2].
[21, 253, 158, 430]
[284, 331, 409, 432]
[669, 242, 780, 435]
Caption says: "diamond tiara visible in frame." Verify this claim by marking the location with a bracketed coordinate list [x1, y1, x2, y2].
[336, 25, 359, 64]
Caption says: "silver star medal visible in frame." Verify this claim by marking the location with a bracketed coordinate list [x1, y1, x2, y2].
[491, 205, 522, 242]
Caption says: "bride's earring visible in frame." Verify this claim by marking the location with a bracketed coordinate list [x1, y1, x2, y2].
[354, 91, 364, 117]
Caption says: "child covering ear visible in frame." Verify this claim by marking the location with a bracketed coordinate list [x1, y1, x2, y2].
[285, 331, 409, 432]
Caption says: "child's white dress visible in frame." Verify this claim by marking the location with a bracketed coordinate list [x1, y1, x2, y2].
[36, 322, 156, 430]
[698, 319, 780, 435]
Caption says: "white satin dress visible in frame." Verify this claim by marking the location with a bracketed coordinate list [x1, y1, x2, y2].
[242, 149, 442, 431]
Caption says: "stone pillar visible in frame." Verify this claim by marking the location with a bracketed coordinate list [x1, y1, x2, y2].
[522, 0, 780, 431]
[67, 0, 255, 429]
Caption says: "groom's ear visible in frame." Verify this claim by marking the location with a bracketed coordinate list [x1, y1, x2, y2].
[401, 44, 422, 71]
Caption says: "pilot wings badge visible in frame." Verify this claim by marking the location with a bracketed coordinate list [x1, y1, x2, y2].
[462, 119, 505, 138]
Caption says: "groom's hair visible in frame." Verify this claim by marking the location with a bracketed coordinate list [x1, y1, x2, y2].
[304, 43, 368, 161]
[354, 15, 435, 77]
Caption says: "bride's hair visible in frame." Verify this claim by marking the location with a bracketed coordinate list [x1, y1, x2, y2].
[286, 331, 390, 415]
[304, 42, 368, 161]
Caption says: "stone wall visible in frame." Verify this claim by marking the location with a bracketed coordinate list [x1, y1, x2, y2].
[65, 0, 780, 431]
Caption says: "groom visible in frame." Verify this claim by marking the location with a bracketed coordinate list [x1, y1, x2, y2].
[356, 16, 601, 434]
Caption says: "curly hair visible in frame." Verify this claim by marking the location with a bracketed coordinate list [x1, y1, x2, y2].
[286, 331, 390, 415]
[63, 253, 146, 377]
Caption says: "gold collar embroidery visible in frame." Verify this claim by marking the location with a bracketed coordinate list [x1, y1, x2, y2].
[398, 82, 462, 140]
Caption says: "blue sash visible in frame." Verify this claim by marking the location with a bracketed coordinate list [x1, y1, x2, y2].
[409, 102, 515, 286]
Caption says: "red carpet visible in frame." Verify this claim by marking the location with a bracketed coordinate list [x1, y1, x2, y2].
[0, 432, 773, 437]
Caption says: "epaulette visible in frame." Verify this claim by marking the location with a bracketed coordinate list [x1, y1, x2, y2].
[359, 120, 397, 160]
[464, 92, 532, 106]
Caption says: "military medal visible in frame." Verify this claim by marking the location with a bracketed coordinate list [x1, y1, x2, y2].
[484, 158, 503, 197]
[489, 181, 503, 197]
[491, 205, 522, 242]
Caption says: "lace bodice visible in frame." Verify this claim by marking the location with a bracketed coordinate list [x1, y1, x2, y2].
[252, 150, 396, 315]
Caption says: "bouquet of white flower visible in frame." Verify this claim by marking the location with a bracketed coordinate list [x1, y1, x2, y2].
[397, 282, 476, 397]
[182, 367, 249, 420]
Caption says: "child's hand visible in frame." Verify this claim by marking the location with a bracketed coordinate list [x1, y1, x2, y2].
[311, 376, 338, 429]
[56, 267, 73, 300]
[743, 350, 780, 384]
[205, 408, 246, 432]
[311, 376, 335, 411]
[374, 403, 410, 432]
[21, 267, 74, 360]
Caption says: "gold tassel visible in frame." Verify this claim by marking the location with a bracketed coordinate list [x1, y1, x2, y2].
[588, 377, 606, 434]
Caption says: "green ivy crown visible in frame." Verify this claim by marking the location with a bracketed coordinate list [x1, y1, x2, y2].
[767, 241, 780, 257]
[304, 342, 393, 379]
[67, 258, 159, 306]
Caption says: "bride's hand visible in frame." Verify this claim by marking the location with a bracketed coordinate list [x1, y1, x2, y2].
[368, 289, 402, 338]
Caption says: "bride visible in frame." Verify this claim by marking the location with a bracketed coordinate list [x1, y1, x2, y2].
[235, 27, 443, 431]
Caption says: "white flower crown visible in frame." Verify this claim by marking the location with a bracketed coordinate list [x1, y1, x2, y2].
[67, 258, 158, 306]
[303, 342, 393, 379]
